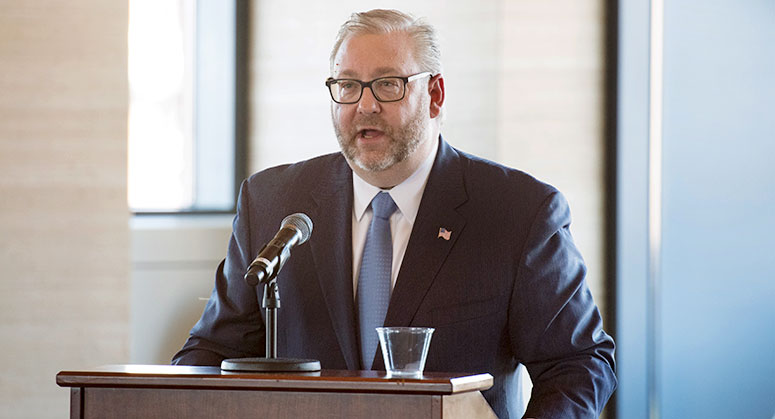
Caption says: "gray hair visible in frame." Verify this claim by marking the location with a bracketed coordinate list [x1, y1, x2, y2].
[329, 9, 443, 76]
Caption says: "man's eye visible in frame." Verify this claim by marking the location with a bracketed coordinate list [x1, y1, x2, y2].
[378, 79, 400, 88]
[339, 81, 357, 90]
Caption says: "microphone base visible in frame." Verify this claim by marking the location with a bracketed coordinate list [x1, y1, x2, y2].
[220, 357, 321, 372]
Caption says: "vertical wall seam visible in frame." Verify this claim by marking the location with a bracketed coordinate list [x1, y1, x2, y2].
[647, 0, 664, 418]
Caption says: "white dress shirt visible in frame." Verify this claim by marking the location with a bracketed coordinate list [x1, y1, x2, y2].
[351, 144, 438, 298]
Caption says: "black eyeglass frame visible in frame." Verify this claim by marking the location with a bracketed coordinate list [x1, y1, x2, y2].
[325, 72, 433, 104]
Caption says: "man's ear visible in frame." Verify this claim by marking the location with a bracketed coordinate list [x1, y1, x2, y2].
[428, 74, 445, 119]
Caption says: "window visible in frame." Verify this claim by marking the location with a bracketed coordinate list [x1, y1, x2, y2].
[128, 0, 245, 212]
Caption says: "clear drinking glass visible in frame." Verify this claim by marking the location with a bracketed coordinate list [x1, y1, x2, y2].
[376, 327, 435, 377]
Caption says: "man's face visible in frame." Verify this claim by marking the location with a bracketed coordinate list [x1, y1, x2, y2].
[330, 32, 434, 179]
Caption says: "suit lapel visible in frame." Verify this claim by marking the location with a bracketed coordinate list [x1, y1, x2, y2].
[372, 139, 468, 369]
[308, 157, 360, 370]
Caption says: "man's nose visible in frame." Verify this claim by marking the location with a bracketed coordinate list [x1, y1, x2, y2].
[357, 87, 381, 114]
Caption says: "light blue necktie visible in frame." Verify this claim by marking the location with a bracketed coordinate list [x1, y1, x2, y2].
[357, 192, 398, 370]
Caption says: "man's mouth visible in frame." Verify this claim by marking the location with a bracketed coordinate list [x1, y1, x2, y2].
[359, 129, 384, 139]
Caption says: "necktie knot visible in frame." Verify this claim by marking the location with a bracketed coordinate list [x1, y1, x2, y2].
[371, 192, 397, 220]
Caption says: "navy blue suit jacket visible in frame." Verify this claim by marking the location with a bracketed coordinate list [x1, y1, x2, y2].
[173, 138, 616, 418]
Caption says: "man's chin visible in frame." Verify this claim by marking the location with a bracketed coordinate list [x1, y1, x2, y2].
[351, 154, 397, 173]
[338, 143, 387, 171]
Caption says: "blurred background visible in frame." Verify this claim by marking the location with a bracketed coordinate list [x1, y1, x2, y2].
[0, 1, 772, 418]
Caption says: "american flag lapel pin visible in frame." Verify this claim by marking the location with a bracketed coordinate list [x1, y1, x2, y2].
[437, 227, 452, 241]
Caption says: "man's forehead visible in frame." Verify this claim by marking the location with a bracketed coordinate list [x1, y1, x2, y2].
[337, 66, 402, 79]
[332, 32, 417, 78]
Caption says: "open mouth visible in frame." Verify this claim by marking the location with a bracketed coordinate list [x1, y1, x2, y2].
[359, 129, 384, 139]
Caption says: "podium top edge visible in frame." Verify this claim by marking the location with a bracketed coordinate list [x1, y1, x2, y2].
[56, 364, 494, 395]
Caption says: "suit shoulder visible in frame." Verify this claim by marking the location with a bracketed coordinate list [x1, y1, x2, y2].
[455, 148, 559, 200]
[244, 152, 345, 191]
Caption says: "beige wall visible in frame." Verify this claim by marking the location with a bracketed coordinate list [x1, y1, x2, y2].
[0, 2, 129, 418]
[130, 215, 232, 365]
[248, 0, 608, 314]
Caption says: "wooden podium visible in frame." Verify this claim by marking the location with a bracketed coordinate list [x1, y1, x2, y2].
[56, 365, 496, 418]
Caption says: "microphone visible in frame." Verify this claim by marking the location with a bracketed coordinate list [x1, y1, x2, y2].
[244, 213, 313, 286]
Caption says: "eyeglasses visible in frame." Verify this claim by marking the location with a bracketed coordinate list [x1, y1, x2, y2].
[325, 72, 432, 104]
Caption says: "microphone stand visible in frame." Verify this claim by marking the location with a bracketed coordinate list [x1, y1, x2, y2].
[220, 277, 321, 372]
[264, 280, 280, 359]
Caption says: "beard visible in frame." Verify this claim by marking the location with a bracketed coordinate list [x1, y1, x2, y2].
[333, 108, 429, 173]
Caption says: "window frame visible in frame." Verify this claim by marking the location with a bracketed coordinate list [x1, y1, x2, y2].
[131, 0, 249, 215]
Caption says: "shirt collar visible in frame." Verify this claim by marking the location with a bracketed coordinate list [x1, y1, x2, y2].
[352, 139, 439, 224]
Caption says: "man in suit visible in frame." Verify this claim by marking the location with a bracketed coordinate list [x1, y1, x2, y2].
[173, 9, 616, 418]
